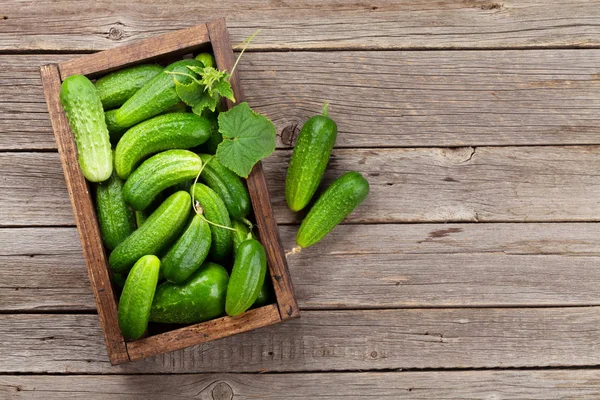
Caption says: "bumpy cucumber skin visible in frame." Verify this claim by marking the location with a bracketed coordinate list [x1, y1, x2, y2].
[150, 262, 229, 324]
[162, 214, 212, 283]
[225, 239, 267, 317]
[198, 154, 251, 219]
[104, 109, 128, 145]
[60, 74, 113, 182]
[297, 171, 369, 248]
[95, 64, 163, 110]
[191, 183, 232, 262]
[118, 255, 160, 341]
[109, 191, 190, 273]
[232, 219, 253, 257]
[115, 59, 203, 128]
[285, 113, 337, 212]
[123, 150, 202, 211]
[96, 170, 136, 250]
[116, 114, 210, 179]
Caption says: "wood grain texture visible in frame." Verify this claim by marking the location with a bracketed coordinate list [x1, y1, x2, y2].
[2, 1, 600, 51]
[5, 146, 600, 226]
[4, 224, 600, 311]
[39, 65, 128, 365]
[2, 308, 600, 373]
[127, 305, 281, 361]
[209, 18, 299, 320]
[3, 370, 600, 399]
[59, 24, 209, 78]
[5, 50, 600, 150]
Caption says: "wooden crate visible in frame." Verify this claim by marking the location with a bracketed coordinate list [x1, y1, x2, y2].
[39, 18, 299, 365]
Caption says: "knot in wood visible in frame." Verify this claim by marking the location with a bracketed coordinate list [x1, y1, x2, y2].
[108, 26, 124, 40]
[212, 382, 233, 400]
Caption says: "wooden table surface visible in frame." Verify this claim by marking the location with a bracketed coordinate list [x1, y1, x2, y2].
[3, 1, 600, 398]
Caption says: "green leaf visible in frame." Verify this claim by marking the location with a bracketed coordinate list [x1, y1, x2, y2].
[174, 79, 204, 107]
[191, 92, 219, 115]
[216, 102, 276, 178]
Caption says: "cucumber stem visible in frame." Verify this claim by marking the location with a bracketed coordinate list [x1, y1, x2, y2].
[241, 217, 254, 230]
[164, 71, 203, 86]
[322, 102, 329, 117]
[231, 29, 261, 76]
[194, 207, 239, 232]
[285, 246, 302, 258]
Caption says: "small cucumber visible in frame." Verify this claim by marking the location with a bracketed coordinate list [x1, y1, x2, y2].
[118, 255, 160, 341]
[297, 171, 369, 248]
[198, 154, 251, 219]
[232, 219, 253, 256]
[95, 64, 163, 110]
[285, 104, 337, 211]
[150, 262, 229, 324]
[96, 169, 136, 250]
[59, 74, 112, 182]
[225, 239, 267, 317]
[123, 150, 202, 211]
[104, 109, 128, 145]
[195, 53, 215, 68]
[109, 191, 190, 273]
[115, 59, 203, 128]
[191, 183, 233, 262]
[162, 214, 212, 283]
[253, 279, 273, 308]
[115, 114, 210, 179]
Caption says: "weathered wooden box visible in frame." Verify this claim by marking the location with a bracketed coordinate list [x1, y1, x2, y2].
[39, 18, 299, 365]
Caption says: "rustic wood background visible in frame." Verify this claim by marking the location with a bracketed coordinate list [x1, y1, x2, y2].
[2, 1, 600, 398]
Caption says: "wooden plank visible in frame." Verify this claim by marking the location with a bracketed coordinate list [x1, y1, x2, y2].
[39, 65, 128, 365]
[3, 370, 600, 399]
[4, 146, 600, 226]
[4, 224, 600, 311]
[208, 18, 299, 320]
[59, 24, 209, 78]
[5, 50, 600, 150]
[2, 1, 600, 51]
[2, 308, 600, 373]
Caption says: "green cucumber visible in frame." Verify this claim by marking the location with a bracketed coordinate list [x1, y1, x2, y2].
[285, 104, 337, 211]
[232, 219, 253, 256]
[195, 53, 215, 68]
[109, 191, 190, 273]
[191, 183, 232, 262]
[225, 239, 267, 316]
[162, 214, 212, 283]
[150, 262, 229, 324]
[118, 255, 160, 340]
[123, 150, 202, 211]
[96, 169, 136, 250]
[95, 64, 163, 110]
[198, 154, 251, 219]
[253, 279, 273, 308]
[115, 114, 210, 179]
[135, 210, 147, 228]
[60, 74, 112, 182]
[115, 59, 203, 128]
[195, 111, 222, 155]
[104, 109, 128, 145]
[297, 171, 369, 248]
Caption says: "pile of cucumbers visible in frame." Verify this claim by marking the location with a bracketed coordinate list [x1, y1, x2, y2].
[60, 51, 369, 342]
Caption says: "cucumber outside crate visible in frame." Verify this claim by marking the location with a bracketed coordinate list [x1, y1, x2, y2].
[39, 18, 299, 365]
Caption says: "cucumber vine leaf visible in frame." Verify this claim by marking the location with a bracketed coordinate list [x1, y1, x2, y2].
[216, 102, 276, 178]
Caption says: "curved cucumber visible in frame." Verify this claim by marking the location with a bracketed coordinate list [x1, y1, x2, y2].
[109, 191, 190, 273]
[225, 239, 267, 317]
[191, 183, 232, 262]
[60, 74, 112, 182]
[150, 262, 229, 324]
[285, 104, 337, 211]
[198, 154, 251, 219]
[96, 170, 136, 250]
[162, 214, 212, 283]
[115, 59, 203, 128]
[95, 64, 163, 110]
[116, 114, 210, 179]
[123, 150, 202, 211]
[118, 255, 160, 340]
[232, 219, 254, 256]
[297, 171, 369, 248]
